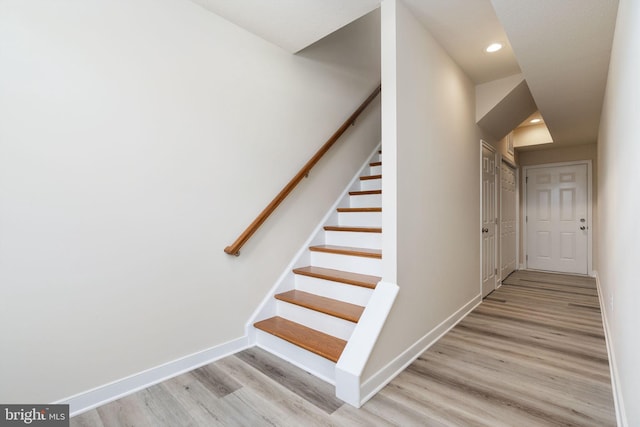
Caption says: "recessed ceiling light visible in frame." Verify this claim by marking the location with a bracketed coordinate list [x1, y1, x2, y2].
[530, 118, 542, 124]
[485, 43, 503, 53]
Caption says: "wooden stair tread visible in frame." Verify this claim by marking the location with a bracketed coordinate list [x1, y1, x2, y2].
[275, 290, 364, 323]
[324, 226, 381, 233]
[370, 161, 382, 167]
[254, 316, 346, 362]
[292, 266, 380, 289]
[349, 189, 381, 196]
[336, 207, 382, 213]
[309, 245, 382, 258]
[360, 174, 382, 181]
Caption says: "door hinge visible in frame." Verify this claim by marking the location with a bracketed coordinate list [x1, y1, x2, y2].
[495, 268, 498, 275]
[495, 218, 498, 224]
[526, 215, 528, 223]
[526, 176, 528, 184]
[526, 254, 528, 261]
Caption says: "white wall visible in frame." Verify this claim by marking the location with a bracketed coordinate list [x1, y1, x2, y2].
[513, 124, 553, 148]
[596, 0, 640, 424]
[476, 73, 524, 122]
[0, 0, 380, 404]
[366, 0, 480, 382]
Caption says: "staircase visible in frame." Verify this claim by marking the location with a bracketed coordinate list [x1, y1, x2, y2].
[252, 149, 382, 384]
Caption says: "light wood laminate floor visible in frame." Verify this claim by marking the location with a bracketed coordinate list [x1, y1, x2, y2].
[72, 270, 616, 426]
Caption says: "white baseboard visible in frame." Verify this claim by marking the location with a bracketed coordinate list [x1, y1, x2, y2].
[358, 294, 481, 406]
[594, 271, 627, 427]
[58, 336, 249, 417]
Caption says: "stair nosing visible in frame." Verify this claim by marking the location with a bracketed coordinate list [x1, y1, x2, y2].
[309, 245, 382, 259]
[360, 174, 382, 181]
[349, 190, 382, 196]
[293, 266, 379, 289]
[323, 226, 381, 233]
[275, 290, 363, 323]
[254, 316, 345, 362]
[336, 207, 382, 213]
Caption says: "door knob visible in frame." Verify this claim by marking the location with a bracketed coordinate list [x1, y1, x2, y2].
[482, 227, 489, 233]
[580, 226, 586, 230]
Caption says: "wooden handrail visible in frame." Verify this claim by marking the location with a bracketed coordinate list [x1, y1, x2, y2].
[224, 83, 382, 256]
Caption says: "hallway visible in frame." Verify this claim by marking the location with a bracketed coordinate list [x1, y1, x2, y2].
[380, 270, 615, 426]
[71, 270, 615, 426]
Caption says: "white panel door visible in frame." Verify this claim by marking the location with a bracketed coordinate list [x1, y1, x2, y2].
[481, 146, 497, 297]
[526, 164, 588, 274]
[500, 162, 517, 279]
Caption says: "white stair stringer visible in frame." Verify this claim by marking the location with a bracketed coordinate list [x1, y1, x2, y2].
[246, 144, 394, 403]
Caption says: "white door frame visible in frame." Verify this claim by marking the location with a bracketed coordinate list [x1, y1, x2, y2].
[479, 140, 498, 296]
[523, 160, 593, 276]
[498, 154, 519, 283]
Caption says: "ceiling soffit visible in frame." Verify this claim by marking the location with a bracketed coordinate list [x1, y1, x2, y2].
[490, 0, 619, 145]
[190, 0, 380, 53]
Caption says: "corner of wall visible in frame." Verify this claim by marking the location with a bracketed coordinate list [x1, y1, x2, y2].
[356, 294, 480, 407]
[58, 336, 249, 417]
[475, 73, 525, 123]
[594, 271, 628, 427]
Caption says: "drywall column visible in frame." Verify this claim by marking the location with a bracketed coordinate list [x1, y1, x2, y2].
[333, 2, 400, 406]
[360, 0, 481, 402]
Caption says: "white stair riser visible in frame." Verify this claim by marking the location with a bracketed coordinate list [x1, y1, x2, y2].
[276, 301, 355, 341]
[310, 252, 382, 276]
[350, 194, 381, 208]
[360, 178, 382, 191]
[370, 165, 382, 175]
[325, 230, 381, 249]
[338, 211, 382, 227]
[255, 332, 336, 383]
[294, 275, 374, 306]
